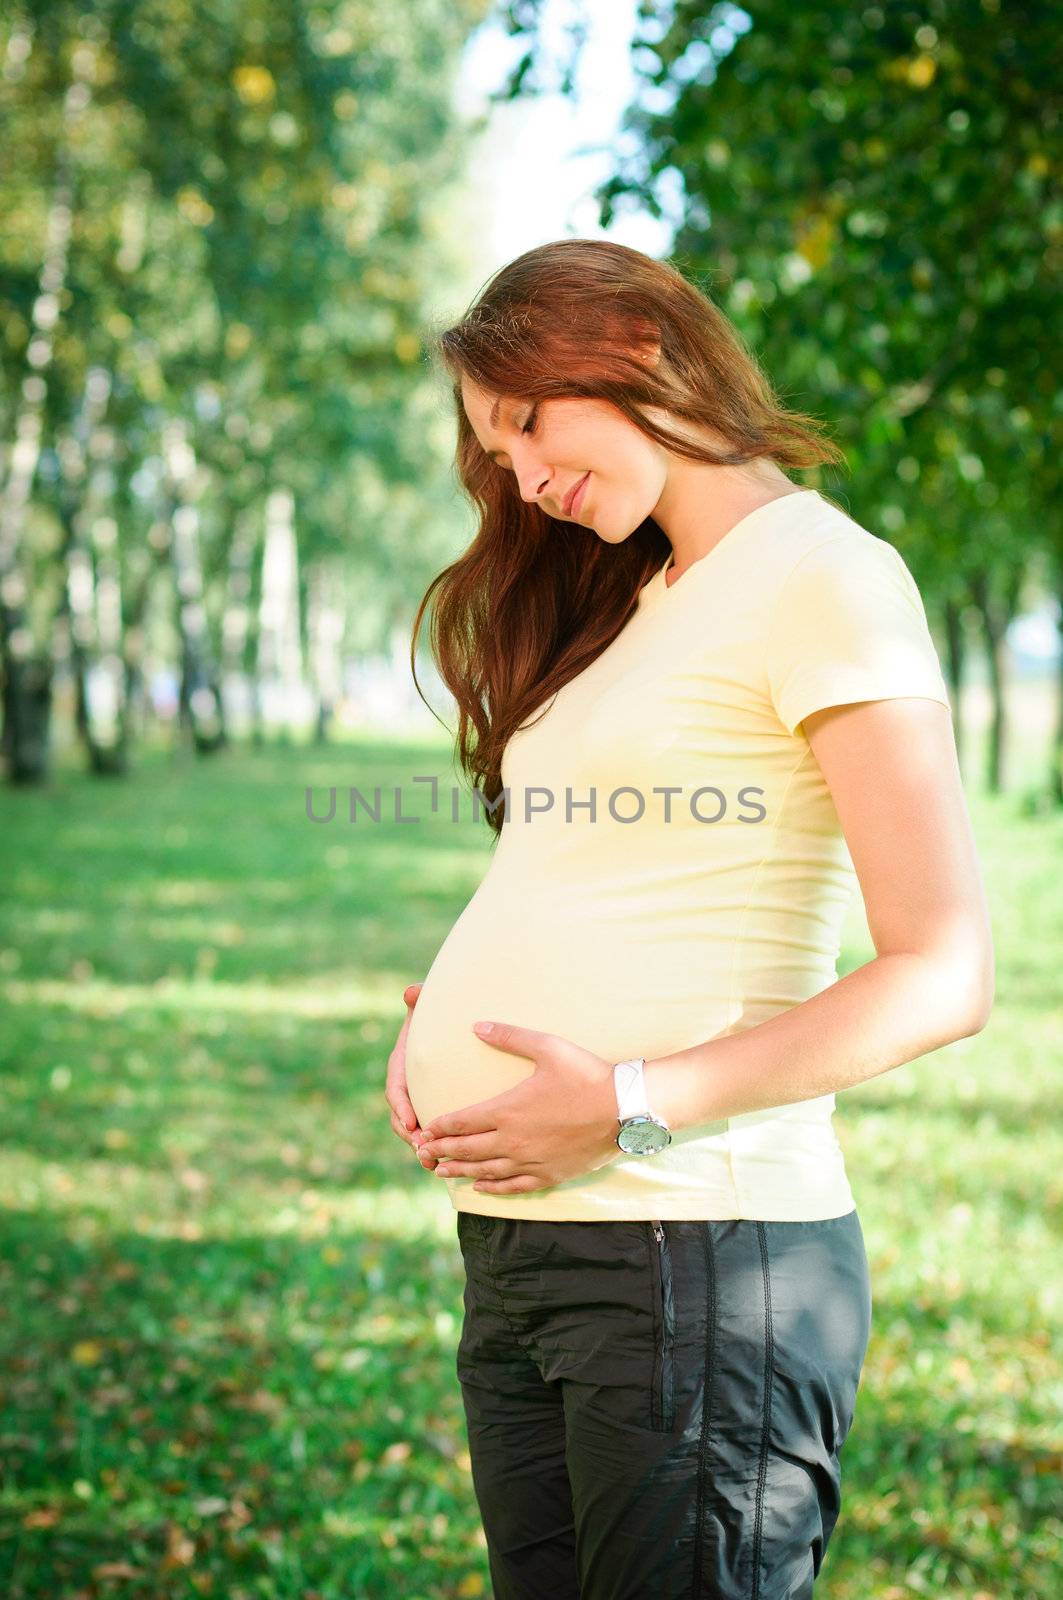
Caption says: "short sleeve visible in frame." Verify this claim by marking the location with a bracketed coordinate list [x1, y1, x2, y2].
[766, 534, 952, 737]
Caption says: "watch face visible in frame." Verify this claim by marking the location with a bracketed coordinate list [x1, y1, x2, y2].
[617, 1116, 671, 1156]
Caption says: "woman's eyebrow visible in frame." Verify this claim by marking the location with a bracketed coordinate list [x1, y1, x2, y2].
[483, 397, 512, 462]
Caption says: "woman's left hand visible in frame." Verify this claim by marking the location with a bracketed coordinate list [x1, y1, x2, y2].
[417, 1021, 620, 1194]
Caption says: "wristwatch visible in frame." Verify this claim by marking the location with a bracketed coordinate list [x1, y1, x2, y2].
[613, 1057, 672, 1156]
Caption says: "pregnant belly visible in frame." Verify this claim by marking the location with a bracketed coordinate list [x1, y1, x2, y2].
[401, 889, 746, 1132]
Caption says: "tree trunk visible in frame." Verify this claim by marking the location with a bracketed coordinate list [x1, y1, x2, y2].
[246, 546, 266, 750]
[53, 367, 131, 776]
[220, 509, 259, 741]
[1050, 589, 1063, 807]
[256, 487, 304, 744]
[161, 418, 227, 755]
[307, 556, 345, 746]
[115, 500, 171, 749]
[0, 659, 53, 784]
[969, 567, 1020, 795]
[0, 53, 87, 784]
[942, 596, 965, 776]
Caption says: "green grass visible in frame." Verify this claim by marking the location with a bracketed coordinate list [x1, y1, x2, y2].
[0, 731, 1060, 1598]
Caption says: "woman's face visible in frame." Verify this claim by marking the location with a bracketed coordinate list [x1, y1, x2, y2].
[460, 378, 672, 544]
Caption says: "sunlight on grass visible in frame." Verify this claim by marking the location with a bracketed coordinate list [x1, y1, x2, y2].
[1, 971, 420, 1019]
[0, 738, 1059, 1598]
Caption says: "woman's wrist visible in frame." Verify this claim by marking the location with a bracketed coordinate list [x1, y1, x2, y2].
[643, 1048, 723, 1134]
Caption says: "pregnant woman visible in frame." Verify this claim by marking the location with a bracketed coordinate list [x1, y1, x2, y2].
[385, 239, 994, 1598]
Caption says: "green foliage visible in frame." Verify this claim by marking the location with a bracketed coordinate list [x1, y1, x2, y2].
[496, 0, 1062, 606]
[0, 0, 492, 667]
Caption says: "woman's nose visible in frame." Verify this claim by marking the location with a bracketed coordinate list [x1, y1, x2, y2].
[518, 468, 551, 505]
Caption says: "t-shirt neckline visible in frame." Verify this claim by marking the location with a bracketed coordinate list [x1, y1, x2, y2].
[639, 488, 820, 611]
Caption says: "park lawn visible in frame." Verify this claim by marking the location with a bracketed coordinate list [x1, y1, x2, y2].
[0, 733, 1059, 1599]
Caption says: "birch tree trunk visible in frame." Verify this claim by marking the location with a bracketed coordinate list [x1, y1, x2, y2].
[52, 366, 132, 774]
[256, 488, 304, 743]
[160, 417, 226, 754]
[0, 48, 88, 783]
[220, 508, 259, 741]
[122, 513, 171, 749]
[307, 556, 345, 744]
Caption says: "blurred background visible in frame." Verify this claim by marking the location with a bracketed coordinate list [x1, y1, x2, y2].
[0, 2, 1059, 1597]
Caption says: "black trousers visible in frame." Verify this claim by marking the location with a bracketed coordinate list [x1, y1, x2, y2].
[455, 1209, 872, 1600]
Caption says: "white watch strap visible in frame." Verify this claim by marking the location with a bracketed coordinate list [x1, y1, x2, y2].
[613, 1057, 650, 1122]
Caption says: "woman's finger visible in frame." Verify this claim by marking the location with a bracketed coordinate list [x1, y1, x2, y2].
[386, 1088, 419, 1131]
[434, 1157, 523, 1179]
[385, 983, 427, 1151]
[389, 1094, 422, 1145]
[400, 1124, 438, 1165]
[389, 1111, 417, 1147]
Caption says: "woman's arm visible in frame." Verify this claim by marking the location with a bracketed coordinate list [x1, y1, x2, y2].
[644, 695, 995, 1132]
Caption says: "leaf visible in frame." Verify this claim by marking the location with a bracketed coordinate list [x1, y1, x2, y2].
[22, 1507, 61, 1529]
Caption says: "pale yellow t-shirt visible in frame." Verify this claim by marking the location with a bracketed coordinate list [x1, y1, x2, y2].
[404, 488, 952, 1220]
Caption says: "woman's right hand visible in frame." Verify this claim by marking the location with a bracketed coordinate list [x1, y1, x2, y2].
[386, 982, 438, 1170]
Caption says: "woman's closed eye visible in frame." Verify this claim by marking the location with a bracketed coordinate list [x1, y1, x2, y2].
[485, 404, 538, 470]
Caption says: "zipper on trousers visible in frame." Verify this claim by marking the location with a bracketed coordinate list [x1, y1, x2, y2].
[650, 1220, 676, 1432]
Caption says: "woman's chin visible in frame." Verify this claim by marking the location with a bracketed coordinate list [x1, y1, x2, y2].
[593, 524, 645, 546]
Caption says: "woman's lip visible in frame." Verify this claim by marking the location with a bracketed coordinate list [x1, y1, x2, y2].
[567, 472, 590, 517]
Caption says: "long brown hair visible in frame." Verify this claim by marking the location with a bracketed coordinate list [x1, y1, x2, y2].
[411, 238, 846, 839]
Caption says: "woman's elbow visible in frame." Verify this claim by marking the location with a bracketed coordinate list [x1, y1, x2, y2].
[908, 926, 996, 1038]
[961, 982, 995, 1037]
[954, 942, 996, 1036]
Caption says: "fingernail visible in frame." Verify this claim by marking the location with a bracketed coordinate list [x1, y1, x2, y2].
[473, 1020, 494, 1036]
